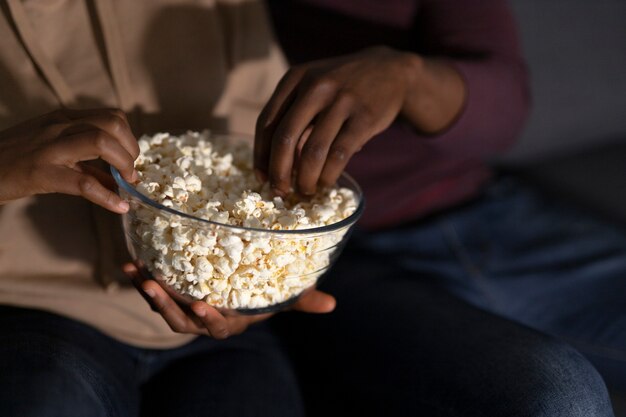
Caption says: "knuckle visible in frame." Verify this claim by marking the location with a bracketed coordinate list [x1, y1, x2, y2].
[211, 326, 230, 339]
[106, 114, 126, 133]
[308, 76, 338, 95]
[272, 130, 296, 148]
[335, 89, 357, 107]
[302, 142, 327, 162]
[92, 131, 110, 153]
[78, 175, 97, 196]
[327, 144, 351, 162]
[354, 107, 376, 128]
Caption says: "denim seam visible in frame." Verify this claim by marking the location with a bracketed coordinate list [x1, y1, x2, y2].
[438, 220, 499, 310]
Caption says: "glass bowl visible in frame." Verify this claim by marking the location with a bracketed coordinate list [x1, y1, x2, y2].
[111, 134, 364, 315]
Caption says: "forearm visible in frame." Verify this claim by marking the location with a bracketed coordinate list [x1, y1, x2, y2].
[406, 0, 530, 158]
[393, 48, 529, 158]
[430, 57, 530, 158]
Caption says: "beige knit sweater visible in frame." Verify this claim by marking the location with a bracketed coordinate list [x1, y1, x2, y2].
[0, 0, 286, 348]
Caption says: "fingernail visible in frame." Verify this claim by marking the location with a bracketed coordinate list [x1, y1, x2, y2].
[195, 307, 206, 317]
[254, 169, 267, 183]
[145, 288, 156, 298]
[132, 169, 139, 182]
[118, 200, 130, 212]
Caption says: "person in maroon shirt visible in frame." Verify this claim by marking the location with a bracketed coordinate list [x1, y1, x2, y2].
[257, 0, 528, 229]
[265, 1, 624, 416]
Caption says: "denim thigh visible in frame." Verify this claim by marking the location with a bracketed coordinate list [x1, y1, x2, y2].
[0, 306, 140, 417]
[0, 306, 303, 417]
[274, 239, 614, 417]
[370, 177, 626, 388]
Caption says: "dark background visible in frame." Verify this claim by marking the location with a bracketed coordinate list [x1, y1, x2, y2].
[500, 0, 626, 229]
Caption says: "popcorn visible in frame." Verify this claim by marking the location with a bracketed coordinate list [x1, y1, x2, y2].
[219, 235, 244, 264]
[130, 131, 359, 310]
[194, 257, 214, 279]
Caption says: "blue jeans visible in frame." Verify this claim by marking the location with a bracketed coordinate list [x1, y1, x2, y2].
[0, 306, 303, 417]
[274, 177, 624, 416]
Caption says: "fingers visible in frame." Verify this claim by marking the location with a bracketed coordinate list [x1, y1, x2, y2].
[75, 112, 140, 159]
[228, 313, 274, 336]
[255, 68, 305, 180]
[44, 108, 139, 159]
[273, 109, 367, 195]
[139, 277, 276, 339]
[122, 263, 159, 311]
[34, 127, 136, 213]
[141, 280, 205, 335]
[36, 110, 139, 212]
[122, 262, 139, 275]
[76, 161, 118, 190]
[46, 128, 137, 182]
[267, 84, 337, 196]
[318, 118, 368, 188]
[189, 303, 272, 338]
[258, 65, 371, 196]
[43, 166, 130, 213]
[295, 102, 350, 195]
[292, 289, 336, 313]
[1, 108, 140, 210]
[132, 265, 325, 338]
[189, 301, 231, 339]
[39, 108, 72, 128]
[141, 280, 232, 339]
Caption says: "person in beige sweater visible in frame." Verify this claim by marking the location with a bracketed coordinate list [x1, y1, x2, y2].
[0, 0, 333, 415]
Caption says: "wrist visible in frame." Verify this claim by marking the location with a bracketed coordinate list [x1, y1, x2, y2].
[397, 51, 424, 95]
[399, 55, 466, 135]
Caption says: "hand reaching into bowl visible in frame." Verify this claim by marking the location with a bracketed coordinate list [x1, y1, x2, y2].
[123, 263, 336, 339]
[0, 108, 139, 213]
[254, 46, 465, 197]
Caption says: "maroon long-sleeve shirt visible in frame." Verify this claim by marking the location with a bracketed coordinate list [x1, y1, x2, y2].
[268, 0, 530, 229]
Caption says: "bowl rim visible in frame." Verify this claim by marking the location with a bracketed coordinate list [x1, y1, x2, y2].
[110, 136, 365, 235]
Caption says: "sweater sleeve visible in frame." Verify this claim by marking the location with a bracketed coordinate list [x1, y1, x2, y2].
[414, 0, 530, 158]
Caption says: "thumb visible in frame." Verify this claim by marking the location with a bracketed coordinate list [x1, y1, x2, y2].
[292, 289, 336, 313]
